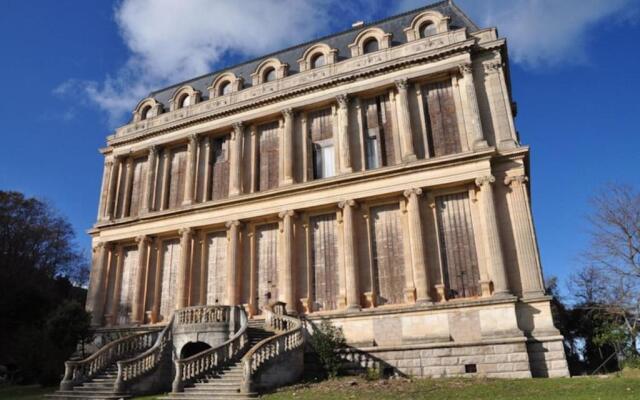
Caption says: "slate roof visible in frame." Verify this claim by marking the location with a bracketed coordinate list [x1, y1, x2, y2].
[148, 0, 479, 106]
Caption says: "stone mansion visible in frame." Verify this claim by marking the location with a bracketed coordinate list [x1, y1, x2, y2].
[51, 1, 569, 399]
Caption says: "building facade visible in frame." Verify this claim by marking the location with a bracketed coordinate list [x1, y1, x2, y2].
[85, 1, 569, 379]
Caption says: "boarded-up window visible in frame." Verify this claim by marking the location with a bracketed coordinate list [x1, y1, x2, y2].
[256, 223, 278, 309]
[310, 214, 339, 311]
[211, 136, 230, 200]
[168, 146, 187, 208]
[206, 232, 227, 305]
[308, 108, 335, 179]
[370, 204, 405, 305]
[159, 239, 181, 321]
[421, 81, 462, 157]
[258, 122, 279, 191]
[118, 246, 139, 325]
[436, 192, 480, 298]
[363, 94, 396, 169]
[128, 158, 147, 217]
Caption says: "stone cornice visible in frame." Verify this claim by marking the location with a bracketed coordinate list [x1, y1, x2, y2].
[108, 31, 478, 148]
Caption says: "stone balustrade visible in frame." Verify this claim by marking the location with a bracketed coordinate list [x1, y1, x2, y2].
[175, 305, 230, 325]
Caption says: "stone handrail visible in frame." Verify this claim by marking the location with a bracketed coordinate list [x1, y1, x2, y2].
[240, 308, 304, 393]
[175, 304, 230, 325]
[59, 329, 159, 391]
[114, 315, 175, 393]
[172, 306, 248, 393]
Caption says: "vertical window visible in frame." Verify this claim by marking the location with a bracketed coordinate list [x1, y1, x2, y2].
[219, 81, 231, 96]
[363, 38, 379, 54]
[419, 22, 437, 38]
[362, 94, 396, 169]
[180, 94, 191, 108]
[264, 67, 276, 82]
[311, 53, 325, 69]
[140, 106, 151, 120]
[310, 214, 339, 311]
[421, 80, 462, 157]
[308, 108, 335, 179]
[369, 204, 405, 305]
[211, 136, 230, 200]
[258, 122, 280, 191]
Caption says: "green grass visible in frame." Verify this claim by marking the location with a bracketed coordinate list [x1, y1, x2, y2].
[0, 385, 56, 400]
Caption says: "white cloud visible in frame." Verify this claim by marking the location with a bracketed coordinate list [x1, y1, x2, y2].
[59, 0, 635, 126]
[398, 0, 634, 67]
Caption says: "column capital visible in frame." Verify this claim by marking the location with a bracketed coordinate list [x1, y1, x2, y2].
[231, 122, 244, 139]
[278, 210, 296, 219]
[178, 227, 193, 237]
[483, 60, 503, 74]
[403, 187, 423, 199]
[459, 62, 473, 76]
[188, 133, 199, 143]
[336, 94, 349, 109]
[105, 158, 114, 167]
[135, 235, 151, 245]
[282, 108, 294, 119]
[149, 145, 159, 156]
[125, 156, 134, 167]
[475, 175, 496, 188]
[162, 148, 171, 159]
[225, 220, 242, 229]
[504, 175, 528, 187]
[338, 199, 357, 209]
[92, 242, 106, 252]
[394, 78, 409, 91]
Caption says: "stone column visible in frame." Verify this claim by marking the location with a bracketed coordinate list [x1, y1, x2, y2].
[484, 59, 518, 149]
[459, 63, 488, 150]
[141, 146, 157, 214]
[226, 220, 241, 306]
[282, 108, 294, 185]
[132, 235, 150, 324]
[395, 79, 417, 162]
[87, 242, 108, 326]
[160, 149, 171, 210]
[97, 159, 112, 221]
[202, 137, 212, 202]
[248, 227, 257, 316]
[229, 122, 244, 196]
[403, 188, 432, 304]
[183, 134, 198, 206]
[109, 245, 125, 325]
[105, 157, 122, 220]
[475, 175, 510, 296]
[505, 175, 545, 297]
[121, 157, 135, 217]
[339, 200, 360, 311]
[151, 237, 163, 323]
[336, 95, 353, 174]
[279, 210, 296, 313]
[176, 227, 193, 310]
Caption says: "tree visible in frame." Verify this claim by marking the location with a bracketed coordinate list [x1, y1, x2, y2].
[574, 184, 640, 366]
[309, 320, 346, 378]
[0, 191, 89, 383]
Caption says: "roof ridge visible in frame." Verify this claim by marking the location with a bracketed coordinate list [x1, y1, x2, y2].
[149, 1, 452, 97]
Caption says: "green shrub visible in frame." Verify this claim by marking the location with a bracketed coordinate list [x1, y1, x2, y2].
[309, 320, 346, 378]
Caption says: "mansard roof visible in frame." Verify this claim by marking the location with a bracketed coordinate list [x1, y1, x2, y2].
[146, 1, 478, 109]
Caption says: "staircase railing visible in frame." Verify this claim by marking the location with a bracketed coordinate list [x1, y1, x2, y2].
[175, 304, 230, 324]
[240, 306, 304, 393]
[172, 306, 249, 393]
[59, 328, 160, 391]
[114, 315, 175, 393]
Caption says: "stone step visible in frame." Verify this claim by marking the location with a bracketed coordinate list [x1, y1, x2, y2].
[185, 382, 242, 390]
[160, 392, 257, 399]
[45, 391, 131, 400]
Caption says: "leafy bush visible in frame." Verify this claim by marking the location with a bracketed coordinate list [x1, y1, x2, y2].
[309, 320, 346, 378]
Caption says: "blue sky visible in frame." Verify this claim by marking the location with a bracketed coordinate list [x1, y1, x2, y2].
[0, 0, 638, 294]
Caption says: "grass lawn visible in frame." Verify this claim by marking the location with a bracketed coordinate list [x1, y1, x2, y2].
[0, 385, 56, 400]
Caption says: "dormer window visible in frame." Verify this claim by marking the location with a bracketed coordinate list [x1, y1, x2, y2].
[363, 38, 379, 54]
[420, 22, 437, 38]
[219, 81, 231, 96]
[264, 67, 277, 82]
[180, 94, 191, 108]
[311, 53, 325, 69]
[140, 106, 151, 121]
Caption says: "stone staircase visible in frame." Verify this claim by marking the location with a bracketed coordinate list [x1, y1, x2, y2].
[46, 364, 131, 400]
[160, 318, 273, 400]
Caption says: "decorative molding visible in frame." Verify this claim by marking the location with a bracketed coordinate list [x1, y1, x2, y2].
[504, 175, 528, 187]
[395, 78, 410, 91]
[475, 175, 495, 188]
[336, 94, 349, 109]
[403, 187, 423, 198]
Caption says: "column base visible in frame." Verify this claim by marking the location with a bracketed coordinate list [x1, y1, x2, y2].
[492, 291, 515, 299]
[181, 199, 194, 207]
[473, 139, 489, 150]
[281, 178, 294, 186]
[340, 167, 353, 174]
[415, 298, 433, 306]
[345, 305, 361, 312]
[403, 153, 418, 162]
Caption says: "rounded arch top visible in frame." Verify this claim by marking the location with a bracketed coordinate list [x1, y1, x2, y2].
[208, 72, 243, 98]
[133, 97, 163, 122]
[348, 27, 392, 57]
[169, 85, 201, 111]
[251, 57, 289, 86]
[404, 10, 450, 42]
[297, 43, 338, 72]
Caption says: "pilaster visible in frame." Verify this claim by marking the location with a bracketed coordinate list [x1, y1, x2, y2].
[229, 122, 244, 196]
[177, 227, 193, 310]
[459, 63, 488, 150]
[141, 146, 157, 214]
[395, 79, 417, 162]
[281, 108, 294, 185]
[132, 235, 151, 324]
[279, 210, 296, 313]
[336, 95, 353, 174]
[226, 220, 242, 305]
[403, 188, 432, 304]
[182, 134, 198, 206]
[339, 199, 360, 311]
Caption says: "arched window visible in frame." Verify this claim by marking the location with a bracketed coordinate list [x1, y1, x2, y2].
[219, 81, 231, 96]
[264, 67, 276, 82]
[419, 22, 437, 38]
[311, 53, 325, 69]
[140, 105, 151, 120]
[363, 38, 379, 54]
[180, 94, 191, 108]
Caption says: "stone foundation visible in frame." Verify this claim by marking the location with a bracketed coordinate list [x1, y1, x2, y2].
[526, 337, 569, 377]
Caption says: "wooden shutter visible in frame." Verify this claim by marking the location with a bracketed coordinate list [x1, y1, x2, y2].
[308, 108, 333, 142]
[258, 123, 279, 191]
[128, 158, 147, 217]
[370, 204, 405, 305]
[211, 136, 230, 200]
[436, 192, 480, 298]
[422, 81, 462, 157]
[363, 95, 396, 168]
[159, 239, 181, 321]
[168, 146, 187, 208]
[308, 108, 334, 179]
[310, 214, 339, 311]
[118, 246, 139, 325]
[206, 232, 227, 305]
[256, 223, 278, 309]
